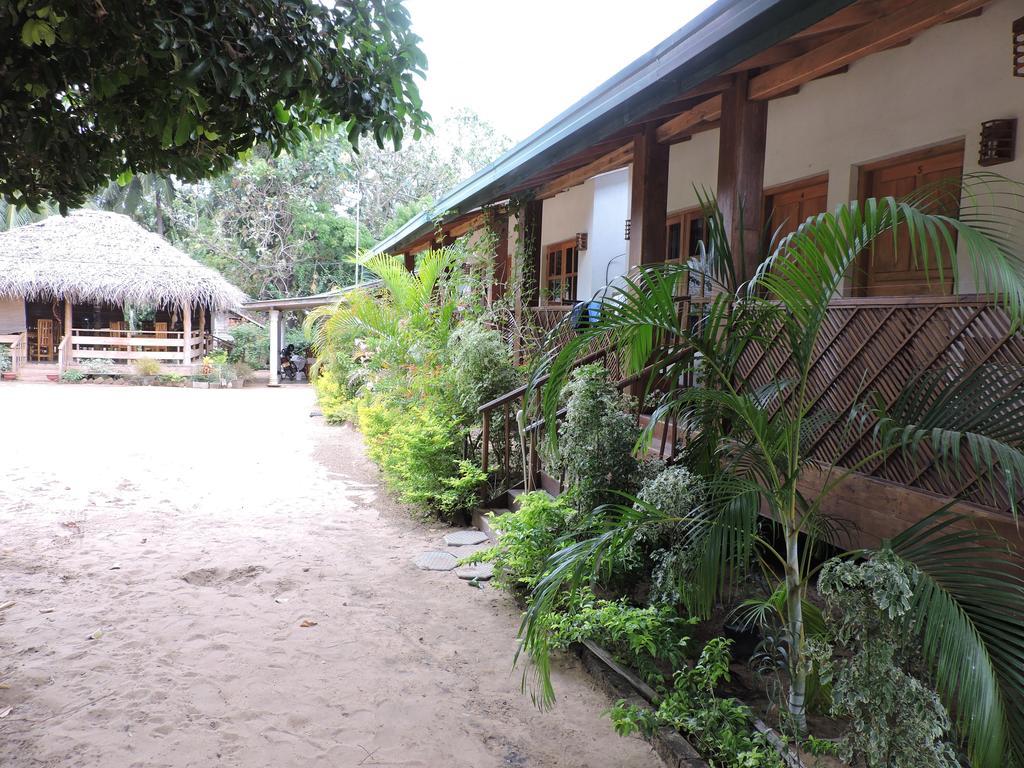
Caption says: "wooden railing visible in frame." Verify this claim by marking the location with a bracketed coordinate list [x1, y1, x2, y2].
[69, 329, 210, 367]
[735, 295, 1024, 513]
[8, 333, 26, 376]
[482, 295, 1024, 515]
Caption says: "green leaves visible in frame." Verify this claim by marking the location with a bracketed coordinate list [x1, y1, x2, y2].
[19, 17, 54, 46]
[888, 509, 1024, 768]
[1, 0, 430, 210]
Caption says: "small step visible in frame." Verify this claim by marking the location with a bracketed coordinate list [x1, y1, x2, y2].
[471, 508, 510, 543]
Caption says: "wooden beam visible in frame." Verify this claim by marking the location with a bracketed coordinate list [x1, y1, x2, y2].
[750, 0, 989, 101]
[628, 124, 670, 268]
[717, 71, 767, 284]
[655, 95, 722, 144]
[788, 0, 915, 40]
[535, 143, 633, 199]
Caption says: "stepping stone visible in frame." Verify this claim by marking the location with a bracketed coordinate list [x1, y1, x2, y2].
[454, 563, 494, 582]
[414, 551, 458, 571]
[444, 530, 489, 547]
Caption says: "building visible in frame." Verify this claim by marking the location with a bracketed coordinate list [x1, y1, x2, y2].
[372, 0, 1024, 547]
[0, 210, 245, 379]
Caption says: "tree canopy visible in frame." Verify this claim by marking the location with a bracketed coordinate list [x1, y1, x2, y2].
[0, 0, 429, 211]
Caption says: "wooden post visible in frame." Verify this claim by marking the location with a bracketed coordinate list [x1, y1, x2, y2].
[490, 213, 510, 305]
[717, 71, 768, 285]
[63, 299, 72, 339]
[268, 308, 280, 387]
[182, 301, 192, 365]
[628, 124, 670, 269]
[403, 252, 415, 272]
[520, 199, 543, 308]
[198, 305, 207, 355]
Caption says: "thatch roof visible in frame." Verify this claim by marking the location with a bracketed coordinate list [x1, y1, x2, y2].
[0, 210, 246, 310]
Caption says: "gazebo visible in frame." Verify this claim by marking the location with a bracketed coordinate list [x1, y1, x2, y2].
[0, 210, 245, 377]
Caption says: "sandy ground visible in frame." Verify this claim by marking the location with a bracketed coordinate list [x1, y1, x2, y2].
[0, 383, 660, 768]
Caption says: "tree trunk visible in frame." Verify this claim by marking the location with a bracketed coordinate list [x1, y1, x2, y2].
[785, 527, 808, 733]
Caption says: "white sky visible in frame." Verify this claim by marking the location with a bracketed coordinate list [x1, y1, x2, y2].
[404, 0, 716, 143]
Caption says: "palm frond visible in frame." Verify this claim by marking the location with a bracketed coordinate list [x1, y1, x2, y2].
[872, 363, 1024, 517]
[887, 508, 1024, 768]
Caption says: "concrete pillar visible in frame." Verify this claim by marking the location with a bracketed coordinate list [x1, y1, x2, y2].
[268, 308, 280, 387]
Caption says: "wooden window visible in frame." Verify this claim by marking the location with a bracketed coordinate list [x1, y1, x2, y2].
[664, 208, 707, 296]
[665, 208, 707, 265]
[764, 175, 829, 243]
[543, 240, 578, 304]
[855, 142, 964, 297]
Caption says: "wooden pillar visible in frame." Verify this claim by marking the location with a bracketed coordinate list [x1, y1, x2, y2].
[520, 199, 543, 308]
[627, 124, 670, 269]
[198, 306, 207, 355]
[268, 308, 280, 387]
[716, 71, 768, 285]
[63, 299, 72, 338]
[490, 213, 510, 304]
[403, 252, 415, 272]
[182, 301, 192, 365]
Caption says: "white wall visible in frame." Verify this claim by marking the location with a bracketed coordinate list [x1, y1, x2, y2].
[541, 180, 592, 247]
[666, 129, 719, 214]
[583, 169, 630, 298]
[0, 297, 26, 334]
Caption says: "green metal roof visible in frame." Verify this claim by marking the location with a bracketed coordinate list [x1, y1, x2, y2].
[372, 0, 855, 255]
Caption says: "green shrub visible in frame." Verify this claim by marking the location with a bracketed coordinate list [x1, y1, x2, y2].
[446, 320, 521, 424]
[60, 369, 85, 382]
[0, 344, 10, 373]
[437, 461, 487, 520]
[543, 589, 692, 685]
[358, 396, 464, 517]
[815, 554, 960, 768]
[465, 491, 570, 589]
[554, 364, 639, 512]
[133, 358, 162, 377]
[314, 367, 358, 424]
[82, 358, 116, 376]
[627, 465, 705, 604]
[609, 638, 785, 768]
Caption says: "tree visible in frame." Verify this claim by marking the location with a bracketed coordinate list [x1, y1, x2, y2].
[338, 110, 511, 238]
[166, 146, 372, 299]
[1, 0, 428, 211]
[523, 177, 1024, 767]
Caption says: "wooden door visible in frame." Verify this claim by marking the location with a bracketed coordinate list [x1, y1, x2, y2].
[764, 176, 829, 243]
[860, 145, 963, 296]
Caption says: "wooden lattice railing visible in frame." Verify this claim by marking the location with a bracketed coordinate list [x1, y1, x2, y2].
[485, 294, 1024, 516]
[736, 295, 1024, 514]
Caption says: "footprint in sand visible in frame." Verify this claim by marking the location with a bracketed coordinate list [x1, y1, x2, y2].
[180, 565, 268, 587]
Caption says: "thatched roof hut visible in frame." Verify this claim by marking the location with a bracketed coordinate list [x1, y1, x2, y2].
[0, 210, 245, 310]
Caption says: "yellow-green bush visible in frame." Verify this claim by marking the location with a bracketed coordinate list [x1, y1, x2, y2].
[314, 368, 357, 424]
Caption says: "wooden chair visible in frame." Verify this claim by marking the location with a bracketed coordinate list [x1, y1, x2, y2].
[35, 319, 54, 362]
[154, 321, 168, 353]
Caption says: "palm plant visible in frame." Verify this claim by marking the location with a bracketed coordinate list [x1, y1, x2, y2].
[521, 176, 1024, 767]
[304, 247, 462, 377]
[1, 199, 56, 230]
[94, 173, 176, 235]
